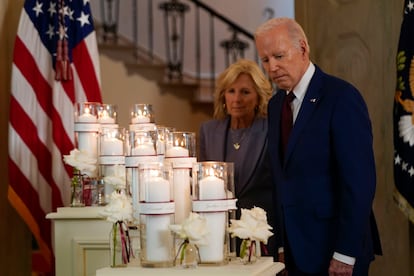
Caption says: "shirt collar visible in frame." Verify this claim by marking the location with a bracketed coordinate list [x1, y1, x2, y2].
[291, 62, 315, 102]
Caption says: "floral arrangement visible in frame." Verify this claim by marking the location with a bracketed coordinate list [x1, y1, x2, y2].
[100, 190, 133, 267]
[100, 191, 133, 223]
[63, 149, 97, 206]
[102, 164, 126, 190]
[228, 206, 273, 263]
[169, 212, 208, 267]
[63, 148, 97, 175]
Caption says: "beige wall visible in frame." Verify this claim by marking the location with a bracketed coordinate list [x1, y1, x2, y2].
[99, 55, 212, 133]
[0, 0, 410, 275]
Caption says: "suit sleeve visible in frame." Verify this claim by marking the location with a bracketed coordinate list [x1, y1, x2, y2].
[331, 85, 376, 258]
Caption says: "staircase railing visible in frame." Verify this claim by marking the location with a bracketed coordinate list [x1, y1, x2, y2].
[92, 0, 259, 99]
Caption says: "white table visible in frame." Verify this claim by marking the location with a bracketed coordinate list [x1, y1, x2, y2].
[96, 257, 285, 276]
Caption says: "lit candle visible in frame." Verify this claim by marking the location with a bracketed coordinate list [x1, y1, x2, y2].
[165, 146, 189, 158]
[132, 143, 156, 156]
[98, 110, 116, 124]
[131, 116, 150, 124]
[198, 175, 226, 263]
[101, 137, 123, 156]
[144, 176, 172, 262]
[131, 109, 150, 124]
[199, 176, 226, 200]
[77, 107, 97, 123]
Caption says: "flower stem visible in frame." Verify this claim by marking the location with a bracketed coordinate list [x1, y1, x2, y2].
[112, 223, 117, 267]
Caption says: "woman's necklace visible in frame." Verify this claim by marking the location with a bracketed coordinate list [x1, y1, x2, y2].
[230, 128, 248, 150]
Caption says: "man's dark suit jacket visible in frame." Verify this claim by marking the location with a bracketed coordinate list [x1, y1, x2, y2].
[199, 116, 276, 255]
[267, 65, 382, 273]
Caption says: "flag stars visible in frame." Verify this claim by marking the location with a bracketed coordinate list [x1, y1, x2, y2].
[46, 24, 55, 39]
[402, 161, 408, 171]
[407, 1, 414, 12]
[395, 155, 401, 165]
[67, 8, 75, 20]
[77, 11, 90, 27]
[32, 1, 43, 17]
[409, 167, 414, 177]
[48, 2, 56, 17]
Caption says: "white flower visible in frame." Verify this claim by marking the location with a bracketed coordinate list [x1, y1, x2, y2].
[100, 191, 133, 223]
[169, 212, 209, 245]
[228, 206, 273, 244]
[63, 149, 97, 175]
[103, 165, 126, 189]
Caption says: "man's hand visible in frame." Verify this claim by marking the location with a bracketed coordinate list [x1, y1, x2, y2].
[328, 258, 354, 276]
[277, 252, 288, 276]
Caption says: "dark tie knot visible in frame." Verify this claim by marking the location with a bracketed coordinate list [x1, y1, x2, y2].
[286, 92, 295, 103]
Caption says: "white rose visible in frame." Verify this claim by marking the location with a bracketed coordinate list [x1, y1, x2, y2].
[100, 191, 133, 223]
[169, 212, 209, 245]
[228, 207, 273, 244]
[63, 149, 97, 174]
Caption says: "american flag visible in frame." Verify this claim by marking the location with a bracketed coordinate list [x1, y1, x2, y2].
[8, 0, 102, 273]
[393, 0, 414, 223]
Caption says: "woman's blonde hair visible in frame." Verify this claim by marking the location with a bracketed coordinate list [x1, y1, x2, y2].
[213, 59, 272, 119]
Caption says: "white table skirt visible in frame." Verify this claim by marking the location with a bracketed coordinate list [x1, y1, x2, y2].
[96, 257, 284, 276]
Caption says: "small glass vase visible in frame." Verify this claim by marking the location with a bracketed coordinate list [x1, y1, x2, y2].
[175, 239, 200, 268]
[240, 239, 257, 265]
[109, 222, 129, 268]
[70, 169, 84, 207]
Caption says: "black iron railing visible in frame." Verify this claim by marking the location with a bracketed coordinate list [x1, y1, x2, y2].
[95, 0, 258, 94]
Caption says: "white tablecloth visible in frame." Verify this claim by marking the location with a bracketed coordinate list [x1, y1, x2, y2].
[96, 257, 284, 276]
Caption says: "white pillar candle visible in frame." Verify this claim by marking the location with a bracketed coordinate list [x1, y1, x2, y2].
[145, 176, 170, 202]
[165, 146, 189, 158]
[173, 169, 191, 224]
[199, 176, 226, 200]
[77, 133, 98, 175]
[132, 143, 156, 156]
[144, 176, 172, 262]
[198, 175, 226, 263]
[101, 137, 123, 156]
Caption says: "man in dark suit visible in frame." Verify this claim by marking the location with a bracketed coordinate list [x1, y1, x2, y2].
[255, 18, 382, 276]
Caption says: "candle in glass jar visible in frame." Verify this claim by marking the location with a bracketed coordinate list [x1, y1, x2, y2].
[131, 115, 150, 124]
[132, 143, 156, 156]
[98, 110, 116, 124]
[165, 146, 189, 158]
[101, 137, 123, 156]
[199, 175, 226, 200]
[198, 175, 226, 263]
[144, 176, 172, 261]
[78, 107, 97, 123]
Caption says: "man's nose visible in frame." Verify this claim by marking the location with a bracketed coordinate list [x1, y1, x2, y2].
[269, 58, 279, 71]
